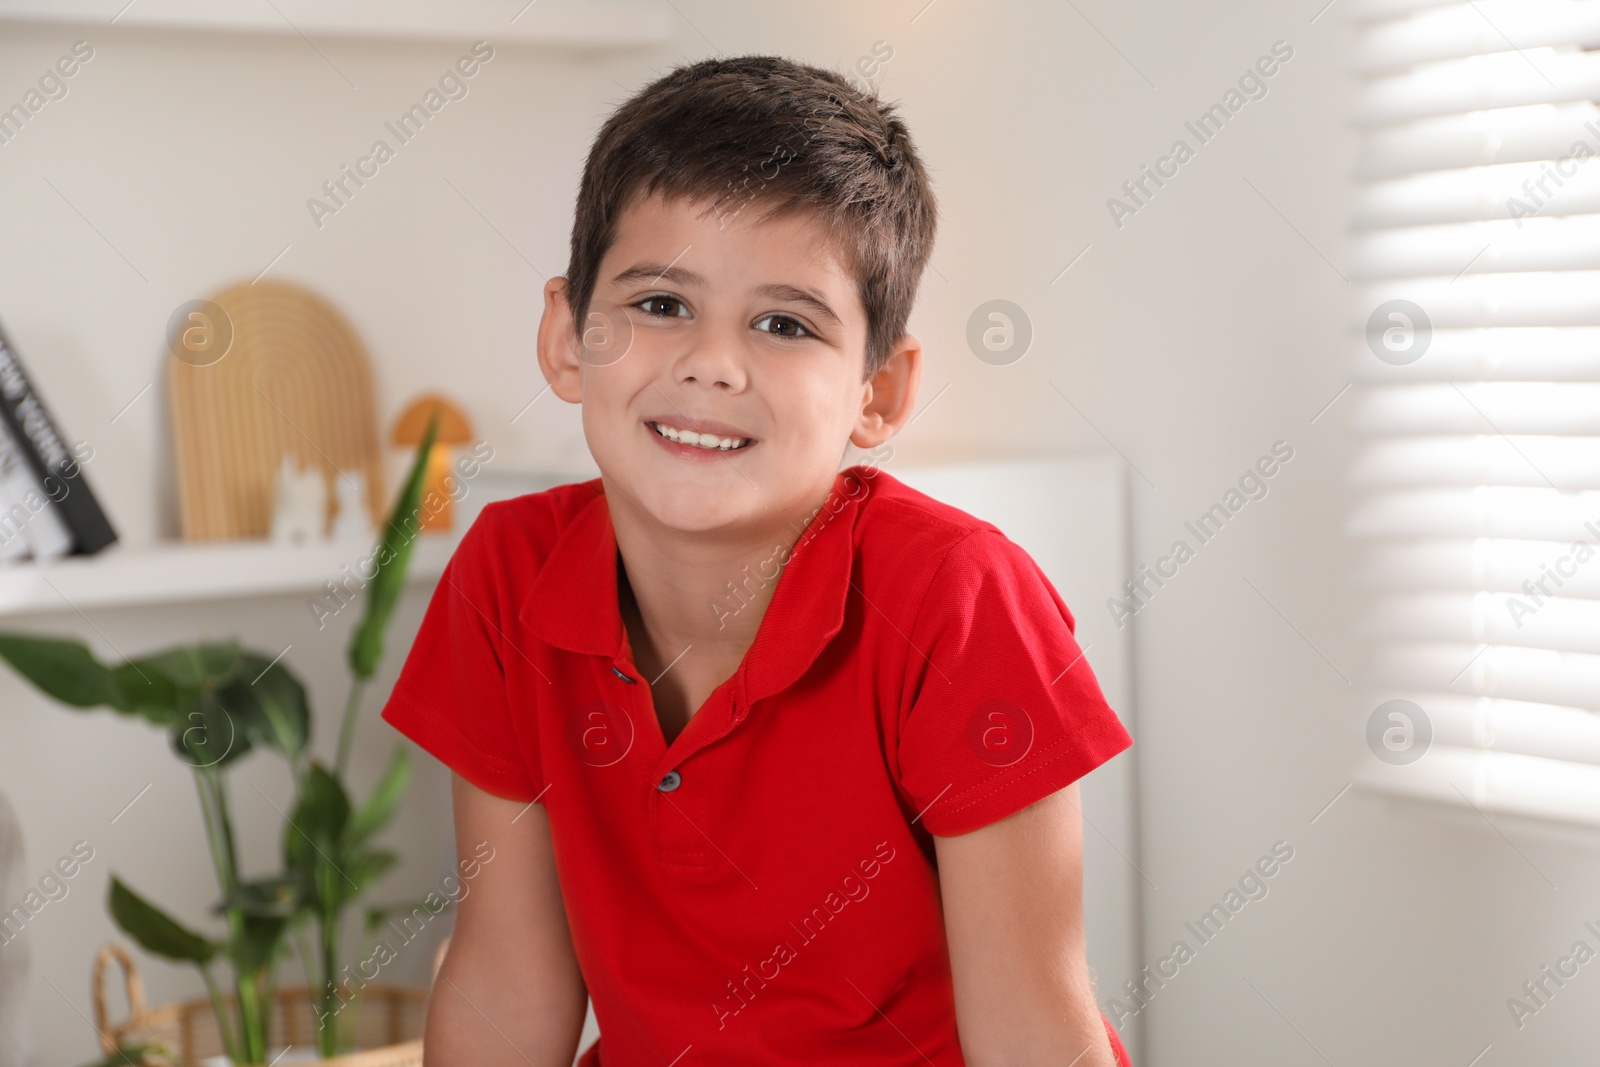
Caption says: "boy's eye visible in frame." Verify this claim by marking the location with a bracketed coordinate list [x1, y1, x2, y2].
[631, 297, 813, 341]
[753, 313, 812, 340]
[634, 294, 689, 318]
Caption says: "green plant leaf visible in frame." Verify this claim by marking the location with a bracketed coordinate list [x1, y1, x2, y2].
[216, 653, 310, 761]
[346, 745, 409, 849]
[0, 631, 126, 708]
[168, 690, 251, 769]
[137, 641, 243, 691]
[348, 407, 441, 681]
[285, 761, 352, 875]
[334, 849, 398, 910]
[363, 902, 402, 937]
[232, 912, 290, 975]
[216, 876, 302, 919]
[108, 876, 217, 965]
[108, 661, 180, 727]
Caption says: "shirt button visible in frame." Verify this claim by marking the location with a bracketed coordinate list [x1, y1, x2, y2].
[658, 770, 682, 792]
[611, 666, 635, 683]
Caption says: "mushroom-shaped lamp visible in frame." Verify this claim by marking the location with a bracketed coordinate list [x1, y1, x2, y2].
[391, 393, 474, 532]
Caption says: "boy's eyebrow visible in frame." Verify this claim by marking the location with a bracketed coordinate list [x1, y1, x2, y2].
[757, 283, 842, 328]
[609, 263, 843, 327]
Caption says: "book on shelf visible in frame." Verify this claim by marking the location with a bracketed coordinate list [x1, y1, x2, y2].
[0, 316, 117, 557]
[0, 428, 32, 565]
[0, 415, 71, 564]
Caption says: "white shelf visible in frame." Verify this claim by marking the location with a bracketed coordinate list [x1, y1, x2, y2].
[0, 469, 588, 618]
[0, 529, 462, 618]
[0, 0, 673, 47]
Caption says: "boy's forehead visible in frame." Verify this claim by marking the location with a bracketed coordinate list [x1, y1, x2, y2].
[604, 191, 855, 300]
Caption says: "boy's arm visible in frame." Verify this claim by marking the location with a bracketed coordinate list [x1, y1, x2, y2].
[935, 782, 1120, 1067]
[425, 772, 588, 1065]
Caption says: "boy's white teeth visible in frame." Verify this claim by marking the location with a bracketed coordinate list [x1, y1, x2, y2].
[652, 422, 748, 451]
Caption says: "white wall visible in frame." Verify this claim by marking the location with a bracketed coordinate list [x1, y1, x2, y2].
[2, 2, 1599, 1064]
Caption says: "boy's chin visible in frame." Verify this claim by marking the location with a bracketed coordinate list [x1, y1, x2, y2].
[621, 475, 762, 535]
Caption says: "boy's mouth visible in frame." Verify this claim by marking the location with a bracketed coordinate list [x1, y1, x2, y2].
[646, 419, 755, 453]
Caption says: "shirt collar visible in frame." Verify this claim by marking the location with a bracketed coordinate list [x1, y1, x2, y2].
[518, 470, 865, 705]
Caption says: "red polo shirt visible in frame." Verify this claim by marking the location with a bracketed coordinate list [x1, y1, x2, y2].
[381, 465, 1135, 1066]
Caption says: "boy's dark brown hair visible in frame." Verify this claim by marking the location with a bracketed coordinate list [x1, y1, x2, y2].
[565, 54, 939, 380]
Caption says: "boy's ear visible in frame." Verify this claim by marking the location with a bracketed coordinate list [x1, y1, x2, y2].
[536, 277, 584, 403]
[850, 334, 923, 450]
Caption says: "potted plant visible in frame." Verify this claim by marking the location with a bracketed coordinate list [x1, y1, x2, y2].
[0, 410, 453, 1066]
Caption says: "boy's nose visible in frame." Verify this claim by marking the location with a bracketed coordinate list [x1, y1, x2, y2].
[672, 334, 747, 390]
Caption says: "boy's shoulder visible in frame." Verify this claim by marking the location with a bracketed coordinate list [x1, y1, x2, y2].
[850, 466, 1080, 638]
[856, 467, 994, 535]
[851, 467, 1015, 577]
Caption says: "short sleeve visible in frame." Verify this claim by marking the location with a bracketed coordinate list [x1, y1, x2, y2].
[898, 528, 1133, 837]
[379, 506, 542, 803]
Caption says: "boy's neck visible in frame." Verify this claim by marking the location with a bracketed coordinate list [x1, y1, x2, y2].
[605, 471, 839, 670]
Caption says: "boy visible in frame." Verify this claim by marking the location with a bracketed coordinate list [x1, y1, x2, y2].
[380, 55, 1134, 1066]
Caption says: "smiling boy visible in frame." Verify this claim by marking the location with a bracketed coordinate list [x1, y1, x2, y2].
[381, 55, 1134, 1065]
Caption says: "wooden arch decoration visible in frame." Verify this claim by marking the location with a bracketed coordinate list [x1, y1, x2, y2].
[167, 278, 384, 541]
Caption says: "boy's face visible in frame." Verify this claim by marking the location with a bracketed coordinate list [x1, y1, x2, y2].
[539, 191, 920, 536]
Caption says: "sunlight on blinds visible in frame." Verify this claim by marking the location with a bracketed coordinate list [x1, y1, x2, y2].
[1348, 0, 1600, 825]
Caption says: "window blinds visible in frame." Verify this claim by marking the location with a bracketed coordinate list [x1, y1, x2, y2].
[1348, 0, 1600, 826]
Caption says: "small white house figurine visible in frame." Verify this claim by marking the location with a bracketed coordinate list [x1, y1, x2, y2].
[330, 470, 372, 542]
[269, 454, 327, 545]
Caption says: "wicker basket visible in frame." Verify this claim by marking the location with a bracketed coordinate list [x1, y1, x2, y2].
[91, 939, 449, 1067]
